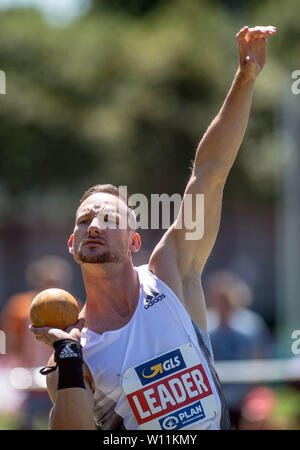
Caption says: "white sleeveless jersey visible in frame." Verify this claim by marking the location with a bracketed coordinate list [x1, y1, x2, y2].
[80, 265, 230, 430]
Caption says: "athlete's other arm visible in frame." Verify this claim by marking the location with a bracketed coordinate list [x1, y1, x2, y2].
[30, 321, 95, 430]
[149, 26, 276, 331]
[46, 353, 95, 429]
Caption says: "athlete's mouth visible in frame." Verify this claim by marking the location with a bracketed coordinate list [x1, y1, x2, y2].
[83, 238, 105, 246]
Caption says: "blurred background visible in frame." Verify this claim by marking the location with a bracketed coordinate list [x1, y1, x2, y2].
[1, 0, 300, 430]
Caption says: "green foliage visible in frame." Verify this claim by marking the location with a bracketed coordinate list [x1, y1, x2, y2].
[89, 0, 166, 16]
[0, 0, 292, 218]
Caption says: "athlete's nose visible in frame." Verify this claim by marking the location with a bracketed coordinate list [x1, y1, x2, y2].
[88, 216, 103, 235]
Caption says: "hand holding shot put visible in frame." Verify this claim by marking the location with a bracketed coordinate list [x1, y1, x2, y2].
[29, 288, 83, 345]
[29, 25, 276, 431]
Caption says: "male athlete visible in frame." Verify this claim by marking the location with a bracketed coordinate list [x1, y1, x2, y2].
[30, 25, 276, 430]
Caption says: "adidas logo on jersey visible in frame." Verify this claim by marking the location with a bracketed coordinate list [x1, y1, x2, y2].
[143, 290, 166, 309]
[59, 345, 78, 359]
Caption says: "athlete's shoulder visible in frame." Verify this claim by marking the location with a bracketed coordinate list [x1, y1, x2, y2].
[134, 263, 154, 279]
[134, 263, 150, 272]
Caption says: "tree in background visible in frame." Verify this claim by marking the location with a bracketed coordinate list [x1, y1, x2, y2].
[0, 0, 286, 221]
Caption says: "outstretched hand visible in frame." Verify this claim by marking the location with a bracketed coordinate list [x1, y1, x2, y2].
[236, 25, 277, 80]
[29, 318, 85, 347]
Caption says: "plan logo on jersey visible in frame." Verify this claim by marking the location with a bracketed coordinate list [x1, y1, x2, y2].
[159, 401, 205, 430]
[135, 348, 186, 386]
[143, 290, 166, 309]
[122, 343, 219, 430]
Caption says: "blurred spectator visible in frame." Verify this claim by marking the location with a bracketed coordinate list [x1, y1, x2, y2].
[204, 269, 273, 428]
[206, 270, 273, 358]
[0, 255, 79, 429]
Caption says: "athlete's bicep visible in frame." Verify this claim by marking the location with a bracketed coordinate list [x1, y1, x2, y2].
[172, 172, 224, 277]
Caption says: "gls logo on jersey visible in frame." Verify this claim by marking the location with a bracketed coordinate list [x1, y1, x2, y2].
[135, 349, 186, 386]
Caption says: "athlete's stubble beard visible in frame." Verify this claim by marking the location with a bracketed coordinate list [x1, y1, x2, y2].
[78, 250, 125, 264]
[76, 241, 128, 265]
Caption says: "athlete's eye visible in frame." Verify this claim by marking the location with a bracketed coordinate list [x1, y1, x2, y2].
[78, 218, 89, 225]
[104, 214, 118, 223]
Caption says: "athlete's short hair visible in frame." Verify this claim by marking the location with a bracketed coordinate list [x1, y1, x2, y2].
[78, 184, 136, 230]
[79, 184, 125, 205]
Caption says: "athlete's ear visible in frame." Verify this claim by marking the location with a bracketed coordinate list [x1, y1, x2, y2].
[131, 232, 141, 253]
[68, 234, 74, 254]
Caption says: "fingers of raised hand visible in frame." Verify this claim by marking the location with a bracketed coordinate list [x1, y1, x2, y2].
[236, 26, 249, 40]
[237, 25, 277, 43]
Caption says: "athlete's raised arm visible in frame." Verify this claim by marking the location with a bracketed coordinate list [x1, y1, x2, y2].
[149, 26, 276, 330]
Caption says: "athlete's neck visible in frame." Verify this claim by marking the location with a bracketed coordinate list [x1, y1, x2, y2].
[80, 261, 140, 332]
